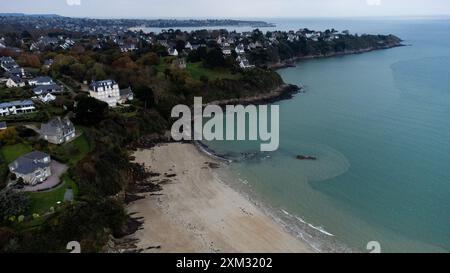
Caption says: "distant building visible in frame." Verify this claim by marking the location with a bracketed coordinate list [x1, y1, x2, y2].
[0, 100, 36, 117]
[120, 43, 137, 52]
[119, 87, 134, 104]
[157, 40, 169, 48]
[0, 56, 19, 71]
[6, 76, 26, 88]
[185, 42, 193, 50]
[89, 79, 120, 107]
[6, 67, 27, 78]
[172, 58, 186, 69]
[222, 47, 232, 56]
[239, 58, 255, 69]
[8, 151, 52, 185]
[235, 44, 245, 55]
[0, 121, 6, 130]
[40, 116, 76, 144]
[168, 48, 178, 56]
[32, 84, 63, 95]
[29, 76, 55, 86]
[43, 59, 54, 69]
[35, 93, 56, 103]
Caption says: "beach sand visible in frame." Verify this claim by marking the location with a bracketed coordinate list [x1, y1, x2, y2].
[127, 143, 312, 253]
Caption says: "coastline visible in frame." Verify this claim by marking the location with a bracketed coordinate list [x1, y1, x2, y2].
[125, 143, 313, 253]
[205, 43, 403, 107]
[269, 43, 405, 69]
[205, 84, 303, 107]
[122, 43, 405, 253]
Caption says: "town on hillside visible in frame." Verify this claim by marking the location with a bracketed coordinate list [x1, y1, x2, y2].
[0, 14, 402, 252]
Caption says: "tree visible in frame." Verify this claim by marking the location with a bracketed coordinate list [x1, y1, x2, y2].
[0, 189, 30, 222]
[133, 86, 155, 108]
[137, 52, 159, 66]
[17, 53, 41, 68]
[73, 96, 109, 126]
[0, 127, 19, 145]
[204, 48, 226, 68]
[175, 40, 186, 54]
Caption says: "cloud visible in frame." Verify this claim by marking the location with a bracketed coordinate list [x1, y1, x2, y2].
[66, 0, 81, 6]
[366, 0, 382, 6]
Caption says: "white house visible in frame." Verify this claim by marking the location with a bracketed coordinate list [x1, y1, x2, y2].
[0, 100, 36, 117]
[34, 93, 56, 103]
[185, 42, 193, 50]
[6, 76, 26, 88]
[222, 47, 232, 56]
[89, 79, 121, 107]
[8, 151, 52, 185]
[40, 117, 76, 144]
[235, 44, 245, 55]
[239, 58, 255, 69]
[168, 48, 179, 56]
[120, 43, 137, 52]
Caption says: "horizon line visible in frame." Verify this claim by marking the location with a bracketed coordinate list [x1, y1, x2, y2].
[2, 12, 450, 21]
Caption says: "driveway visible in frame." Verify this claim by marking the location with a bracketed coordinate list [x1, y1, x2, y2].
[22, 161, 68, 192]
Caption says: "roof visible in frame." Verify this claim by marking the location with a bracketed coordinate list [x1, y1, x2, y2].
[8, 151, 50, 175]
[119, 87, 133, 97]
[40, 117, 74, 137]
[44, 59, 54, 66]
[30, 76, 53, 83]
[33, 84, 62, 94]
[9, 75, 24, 84]
[0, 100, 34, 108]
[89, 79, 117, 91]
[0, 56, 15, 63]
[7, 67, 25, 74]
[0, 121, 6, 129]
[1, 62, 18, 70]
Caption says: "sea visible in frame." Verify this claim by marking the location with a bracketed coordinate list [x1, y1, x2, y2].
[156, 17, 450, 252]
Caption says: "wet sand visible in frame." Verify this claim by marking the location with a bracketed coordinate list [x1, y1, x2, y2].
[127, 143, 313, 253]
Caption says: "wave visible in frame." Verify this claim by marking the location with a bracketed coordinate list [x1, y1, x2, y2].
[281, 209, 335, 237]
[194, 141, 233, 163]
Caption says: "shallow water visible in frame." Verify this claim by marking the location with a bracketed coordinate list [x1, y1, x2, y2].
[206, 18, 450, 252]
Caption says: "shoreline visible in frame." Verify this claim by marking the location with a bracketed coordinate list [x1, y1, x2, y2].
[204, 43, 403, 107]
[205, 84, 303, 107]
[125, 143, 313, 253]
[269, 43, 405, 69]
[122, 43, 404, 253]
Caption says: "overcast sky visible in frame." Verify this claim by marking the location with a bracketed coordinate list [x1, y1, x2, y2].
[2, 0, 450, 18]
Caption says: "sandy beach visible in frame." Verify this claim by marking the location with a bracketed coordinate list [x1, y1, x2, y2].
[127, 143, 313, 253]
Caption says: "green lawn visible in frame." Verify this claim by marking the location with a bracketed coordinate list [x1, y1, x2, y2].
[27, 174, 78, 215]
[186, 62, 239, 80]
[68, 133, 91, 165]
[0, 143, 33, 163]
[48, 130, 92, 166]
[154, 56, 176, 74]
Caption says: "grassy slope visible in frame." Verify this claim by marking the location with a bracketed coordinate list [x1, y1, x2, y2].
[0, 143, 33, 163]
[27, 174, 78, 215]
[186, 62, 239, 80]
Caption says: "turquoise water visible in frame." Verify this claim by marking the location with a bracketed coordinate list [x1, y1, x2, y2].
[206, 18, 450, 252]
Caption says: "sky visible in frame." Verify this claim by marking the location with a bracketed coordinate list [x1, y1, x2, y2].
[1, 0, 450, 18]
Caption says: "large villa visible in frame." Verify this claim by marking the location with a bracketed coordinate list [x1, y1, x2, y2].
[8, 151, 52, 185]
[89, 79, 121, 107]
[40, 117, 76, 145]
